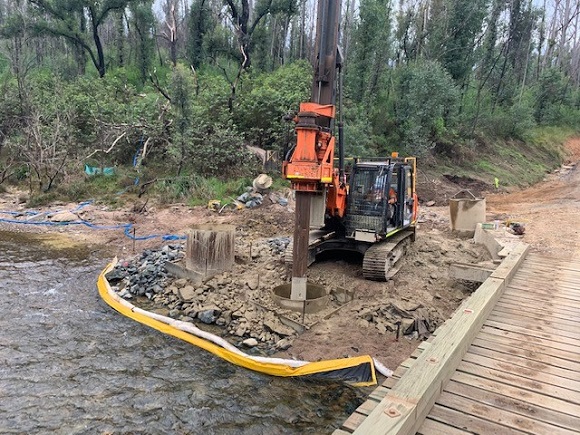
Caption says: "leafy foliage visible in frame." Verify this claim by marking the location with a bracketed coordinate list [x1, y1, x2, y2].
[393, 61, 459, 154]
[233, 60, 311, 150]
[0, 0, 579, 194]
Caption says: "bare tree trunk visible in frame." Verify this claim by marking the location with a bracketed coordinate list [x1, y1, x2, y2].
[280, 14, 291, 65]
[168, 2, 178, 66]
[116, 11, 125, 67]
[519, 19, 533, 102]
[88, 6, 106, 77]
[544, 0, 561, 71]
[270, 15, 278, 66]
[299, 0, 306, 58]
[341, 0, 357, 68]
[557, 0, 572, 68]
[537, 0, 547, 80]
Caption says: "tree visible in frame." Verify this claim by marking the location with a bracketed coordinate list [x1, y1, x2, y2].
[28, 0, 140, 77]
[168, 64, 193, 175]
[223, 0, 275, 70]
[439, 0, 489, 87]
[393, 60, 459, 154]
[187, 0, 210, 69]
[348, 0, 393, 106]
[0, 2, 29, 108]
[233, 60, 310, 149]
[129, 1, 155, 84]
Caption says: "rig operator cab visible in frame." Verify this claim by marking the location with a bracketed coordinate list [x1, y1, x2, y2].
[345, 156, 417, 243]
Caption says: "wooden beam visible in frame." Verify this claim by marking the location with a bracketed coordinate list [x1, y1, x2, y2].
[449, 262, 495, 282]
[352, 277, 505, 434]
[352, 244, 530, 435]
[490, 243, 529, 284]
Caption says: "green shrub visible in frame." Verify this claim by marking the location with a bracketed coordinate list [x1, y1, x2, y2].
[393, 61, 460, 155]
[484, 101, 536, 141]
[233, 60, 311, 150]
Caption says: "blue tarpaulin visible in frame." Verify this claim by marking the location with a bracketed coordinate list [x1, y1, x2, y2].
[85, 164, 115, 176]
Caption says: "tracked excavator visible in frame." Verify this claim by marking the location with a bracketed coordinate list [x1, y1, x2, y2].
[282, 0, 418, 300]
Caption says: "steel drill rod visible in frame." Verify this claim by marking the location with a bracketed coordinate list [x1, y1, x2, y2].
[291, 192, 311, 300]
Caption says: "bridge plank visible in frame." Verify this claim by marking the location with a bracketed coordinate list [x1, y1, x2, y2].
[486, 312, 580, 340]
[482, 320, 580, 351]
[509, 279, 580, 297]
[476, 330, 580, 363]
[467, 342, 580, 380]
[506, 285, 580, 303]
[494, 299, 580, 322]
[491, 305, 579, 329]
[500, 290, 580, 313]
[416, 417, 474, 435]
[450, 371, 580, 417]
[427, 402, 527, 435]
[514, 262, 580, 277]
[509, 282, 580, 297]
[456, 360, 580, 404]
[436, 389, 578, 434]
[523, 259, 580, 273]
[444, 379, 580, 431]
[341, 412, 366, 432]
[461, 352, 580, 392]
[516, 273, 580, 283]
[354, 399, 380, 417]
[489, 308, 579, 327]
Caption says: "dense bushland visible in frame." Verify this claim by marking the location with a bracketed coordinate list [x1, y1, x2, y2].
[0, 0, 579, 205]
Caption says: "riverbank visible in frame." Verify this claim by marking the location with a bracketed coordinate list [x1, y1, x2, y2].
[2, 137, 579, 379]
[0, 185, 493, 373]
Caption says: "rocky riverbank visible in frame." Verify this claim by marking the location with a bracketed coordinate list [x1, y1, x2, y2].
[0, 184, 493, 368]
[105, 235, 300, 353]
[104, 221, 489, 362]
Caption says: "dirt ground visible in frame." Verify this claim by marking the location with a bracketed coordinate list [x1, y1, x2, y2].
[485, 137, 580, 256]
[1, 137, 579, 375]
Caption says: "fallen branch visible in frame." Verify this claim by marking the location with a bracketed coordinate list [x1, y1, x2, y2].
[149, 70, 171, 102]
[85, 132, 126, 160]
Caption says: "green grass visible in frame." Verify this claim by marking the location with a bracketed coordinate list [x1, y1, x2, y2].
[150, 174, 258, 206]
[434, 127, 574, 188]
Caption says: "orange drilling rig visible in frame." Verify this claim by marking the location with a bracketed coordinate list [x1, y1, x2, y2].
[282, 0, 418, 299]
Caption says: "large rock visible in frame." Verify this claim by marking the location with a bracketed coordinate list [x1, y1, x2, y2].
[174, 278, 188, 288]
[197, 307, 220, 324]
[275, 338, 293, 350]
[242, 338, 258, 347]
[234, 324, 247, 337]
[263, 319, 295, 337]
[105, 269, 125, 283]
[49, 211, 79, 222]
[245, 277, 259, 290]
[178, 285, 196, 301]
[401, 318, 415, 334]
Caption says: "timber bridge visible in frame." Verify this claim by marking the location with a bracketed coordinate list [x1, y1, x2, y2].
[334, 245, 580, 434]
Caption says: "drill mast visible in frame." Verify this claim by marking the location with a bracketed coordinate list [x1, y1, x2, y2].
[282, 0, 345, 300]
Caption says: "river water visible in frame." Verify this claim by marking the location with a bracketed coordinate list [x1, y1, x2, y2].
[0, 230, 363, 434]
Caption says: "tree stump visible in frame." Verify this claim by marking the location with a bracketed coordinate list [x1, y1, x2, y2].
[185, 224, 235, 279]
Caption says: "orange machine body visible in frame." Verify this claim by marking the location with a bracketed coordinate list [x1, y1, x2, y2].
[282, 102, 347, 218]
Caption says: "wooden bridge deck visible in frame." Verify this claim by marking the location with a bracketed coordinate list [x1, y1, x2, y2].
[334, 251, 580, 435]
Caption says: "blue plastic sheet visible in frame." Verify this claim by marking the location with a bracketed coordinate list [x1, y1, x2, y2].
[85, 165, 115, 176]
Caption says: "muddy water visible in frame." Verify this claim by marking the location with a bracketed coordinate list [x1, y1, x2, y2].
[0, 231, 362, 434]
